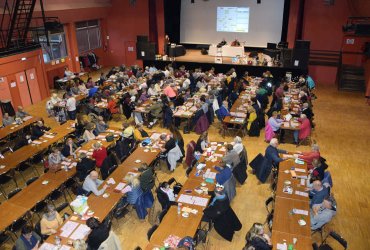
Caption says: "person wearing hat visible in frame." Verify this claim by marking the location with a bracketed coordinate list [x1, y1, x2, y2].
[202, 187, 242, 241]
[92, 142, 107, 168]
[76, 152, 96, 181]
[311, 195, 337, 230]
[40, 204, 63, 235]
[83, 122, 96, 142]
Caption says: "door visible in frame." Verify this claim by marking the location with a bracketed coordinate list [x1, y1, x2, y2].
[7, 75, 23, 111]
[15, 71, 32, 107]
[124, 41, 137, 67]
[26, 68, 42, 104]
[0, 77, 12, 119]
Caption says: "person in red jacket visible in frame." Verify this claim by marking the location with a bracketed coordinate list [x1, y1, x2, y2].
[92, 142, 107, 168]
[107, 97, 119, 114]
[294, 114, 311, 144]
[296, 143, 320, 170]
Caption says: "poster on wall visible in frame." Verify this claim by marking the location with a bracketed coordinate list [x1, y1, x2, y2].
[30, 73, 35, 80]
[10, 82, 16, 88]
[20, 75, 24, 82]
[0, 77, 4, 83]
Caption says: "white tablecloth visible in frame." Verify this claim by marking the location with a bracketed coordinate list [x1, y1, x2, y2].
[208, 45, 244, 57]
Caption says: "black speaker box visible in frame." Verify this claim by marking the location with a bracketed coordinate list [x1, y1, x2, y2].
[294, 40, 311, 50]
[280, 48, 293, 67]
[267, 43, 277, 49]
[137, 35, 148, 43]
[355, 24, 370, 36]
[292, 49, 310, 69]
[136, 42, 156, 60]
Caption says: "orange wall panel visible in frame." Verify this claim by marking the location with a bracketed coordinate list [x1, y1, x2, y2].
[15, 72, 32, 107]
[26, 68, 42, 104]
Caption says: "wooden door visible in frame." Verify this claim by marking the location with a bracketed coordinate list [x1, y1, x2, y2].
[7, 75, 23, 110]
[0, 77, 12, 119]
[124, 41, 137, 67]
[15, 71, 32, 107]
[25, 68, 42, 104]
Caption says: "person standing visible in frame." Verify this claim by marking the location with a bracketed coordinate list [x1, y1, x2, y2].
[66, 93, 77, 120]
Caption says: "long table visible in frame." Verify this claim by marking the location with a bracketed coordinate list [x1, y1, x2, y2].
[41, 134, 163, 248]
[0, 116, 41, 141]
[0, 121, 76, 175]
[271, 159, 312, 250]
[146, 142, 227, 249]
[0, 129, 120, 233]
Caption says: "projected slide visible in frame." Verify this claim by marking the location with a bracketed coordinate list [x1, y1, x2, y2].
[217, 7, 249, 33]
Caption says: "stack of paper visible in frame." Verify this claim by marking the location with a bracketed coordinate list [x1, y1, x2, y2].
[295, 191, 309, 197]
[69, 224, 91, 240]
[293, 208, 309, 215]
[60, 221, 79, 238]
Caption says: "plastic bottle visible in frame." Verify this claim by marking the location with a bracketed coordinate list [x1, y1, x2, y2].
[177, 203, 182, 214]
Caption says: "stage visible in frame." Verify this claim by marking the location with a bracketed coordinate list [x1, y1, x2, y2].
[143, 49, 306, 80]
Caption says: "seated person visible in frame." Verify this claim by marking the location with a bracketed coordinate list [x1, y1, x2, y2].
[82, 123, 96, 142]
[15, 225, 41, 250]
[233, 136, 244, 155]
[138, 89, 149, 102]
[222, 144, 240, 168]
[13, 134, 32, 151]
[133, 123, 149, 141]
[48, 147, 65, 170]
[31, 120, 49, 140]
[64, 66, 74, 77]
[122, 122, 134, 139]
[244, 222, 272, 250]
[159, 181, 176, 202]
[107, 97, 119, 114]
[293, 114, 311, 144]
[202, 187, 242, 241]
[247, 106, 259, 136]
[139, 163, 155, 193]
[309, 179, 330, 208]
[162, 102, 174, 128]
[95, 116, 108, 134]
[267, 111, 283, 136]
[124, 175, 143, 205]
[92, 142, 107, 168]
[76, 152, 96, 182]
[86, 217, 110, 250]
[311, 196, 337, 230]
[217, 101, 230, 121]
[61, 138, 78, 158]
[40, 204, 63, 236]
[78, 81, 89, 95]
[264, 138, 288, 167]
[160, 134, 176, 154]
[195, 131, 209, 154]
[15, 106, 30, 119]
[82, 171, 108, 196]
[214, 163, 232, 185]
[310, 158, 327, 181]
[73, 239, 87, 250]
[2, 113, 14, 127]
[297, 143, 320, 170]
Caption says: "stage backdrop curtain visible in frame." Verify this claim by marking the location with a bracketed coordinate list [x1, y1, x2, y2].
[164, 0, 181, 44]
[149, 0, 158, 53]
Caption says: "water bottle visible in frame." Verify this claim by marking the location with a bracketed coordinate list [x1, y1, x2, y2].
[177, 203, 182, 214]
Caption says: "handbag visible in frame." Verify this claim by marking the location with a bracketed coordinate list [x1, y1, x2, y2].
[105, 133, 114, 142]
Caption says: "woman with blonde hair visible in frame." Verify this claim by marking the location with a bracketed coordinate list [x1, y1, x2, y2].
[92, 141, 107, 168]
[245, 223, 272, 250]
[124, 175, 143, 205]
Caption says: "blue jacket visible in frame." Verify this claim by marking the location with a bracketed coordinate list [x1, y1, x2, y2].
[127, 185, 143, 205]
[265, 145, 286, 166]
[215, 166, 232, 185]
[217, 106, 230, 120]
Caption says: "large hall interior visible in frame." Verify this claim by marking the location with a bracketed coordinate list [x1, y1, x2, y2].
[0, 0, 369, 250]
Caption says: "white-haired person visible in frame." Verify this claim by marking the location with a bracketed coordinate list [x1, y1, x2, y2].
[244, 222, 272, 250]
[311, 195, 337, 230]
[233, 136, 244, 154]
[82, 170, 108, 196]
[293, 114, 311, 145]
[264, 138, 289, 167]
[40, 204, 63, 235]
[296, 143, 320, 170]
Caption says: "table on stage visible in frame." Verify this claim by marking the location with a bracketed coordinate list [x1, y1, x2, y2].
[208, 45, 244, 57]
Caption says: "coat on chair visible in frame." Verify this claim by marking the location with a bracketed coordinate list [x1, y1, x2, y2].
[264, 123, 275, 142]
[185, 140, 196, 167]
[135, 190, 154, 219]
[194, 114, 209, 134]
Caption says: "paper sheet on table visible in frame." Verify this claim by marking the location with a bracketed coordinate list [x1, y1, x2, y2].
[295, 159, 305, 165]
[22, 116, 33, 121]
[121, 185, 132, 194]
[300, 178, 306, 186]
[40, 243, 71, 250]
[192, 197, 208, 207]
[204, 170, 216, 179]
[285, 113, 292, 121]
[294, 168, 306, 173]
[210, 142, 218, 145]
[115, 182, 125, 191]
[219, 147, 226, 152]
[32, 140, 42, 145]
[183, 111, 193, 116]
[213, 153, 223, 158]
[293, 208, 309, 216]
[276, 243, 288, 250]
[283, 122, 290, 128]
[61, 161, 71, 166]
[174, 110, 184, 116]
[70, 162, 77, 167]
[78, 149, 88, 153]
[177, 194, 194, 205]
[43, 134, 55, 139]
[60, 221, 79, 238]
[69, 224, 91, 240]
[150, 133, 161, 141]
[295, 191, 309, 197]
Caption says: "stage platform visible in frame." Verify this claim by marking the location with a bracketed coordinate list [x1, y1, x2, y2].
[143, 49, 305, 80]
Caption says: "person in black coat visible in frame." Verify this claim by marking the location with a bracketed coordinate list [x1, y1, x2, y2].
[61, 138, 78, 158]
[202, 188, 242, 241]
[264, 138, 288, 168]
[31, 120, 49, 140]
[76, 153, 96, 182]
[12, 134, 32, 151]
[86, 217, 110, 250]
[163, 103, 174, 128]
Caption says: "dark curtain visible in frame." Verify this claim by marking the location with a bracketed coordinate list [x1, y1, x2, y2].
[164, 0, 181, 44]
[296, 0, 305, 40]
[149, 0, 158, 53]
[281, 0, 291, 42]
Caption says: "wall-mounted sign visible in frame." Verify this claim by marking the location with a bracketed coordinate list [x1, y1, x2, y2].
[10, 82, 16, 88]
[346, 38, 355, 45]
[19, 75, 24, 82]
[128, 47, 134, 52]
[56, 60, 60, 64]
[30, 73, 35, 80]
[61, 58, 65, 63]
[0, 77, 4, 83]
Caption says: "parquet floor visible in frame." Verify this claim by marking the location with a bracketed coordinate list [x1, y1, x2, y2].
[16, 70, 370, 250]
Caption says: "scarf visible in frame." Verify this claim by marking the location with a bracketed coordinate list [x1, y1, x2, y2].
[210, 194, 226, 206]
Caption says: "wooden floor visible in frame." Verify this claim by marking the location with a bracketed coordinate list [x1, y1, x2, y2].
[17, 71, 370, 250]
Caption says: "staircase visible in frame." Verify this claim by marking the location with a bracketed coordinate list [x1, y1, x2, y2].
[338, 65, 365, 92]
[0, 0, 37, 50]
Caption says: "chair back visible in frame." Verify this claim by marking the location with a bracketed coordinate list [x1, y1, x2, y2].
[329, 231, 347, 249]
[147, 224, 158, 240]
[158, 208, 168, 223]
[7, 188, 22, 199]
[156, 187, 170, 210]
[26, 176, 39, 186]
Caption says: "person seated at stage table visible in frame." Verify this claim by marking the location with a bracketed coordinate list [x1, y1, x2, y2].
[133, 123, 149, 141]
[214, 163, 232, 185]
[15, 225, 41, 250]
[311, 195, 337, 230]
[15, 106, 29, 119]
[244, 222, 272, 250]
[61, 137, 78, 158]
[83, 170, 108, 196]
[265, 138, 288, 167]
[222, 144, 240, 168]
[309, 179, 330, 208]
[40, 204, 63, 236]
[195, 131, 209, 154]
[48, 147, 65, 170]
[296, 143, 320, 170]
[92, 142, 107, 168]
[86, 217, 110, 250]
[293, 114, 311, 144]
[76, 152, 96, 182]
[163, 82, 177, 101]
[83, 123, 96, 142]
[31, 120, 49, 140]
[2, 113, 14, 127]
